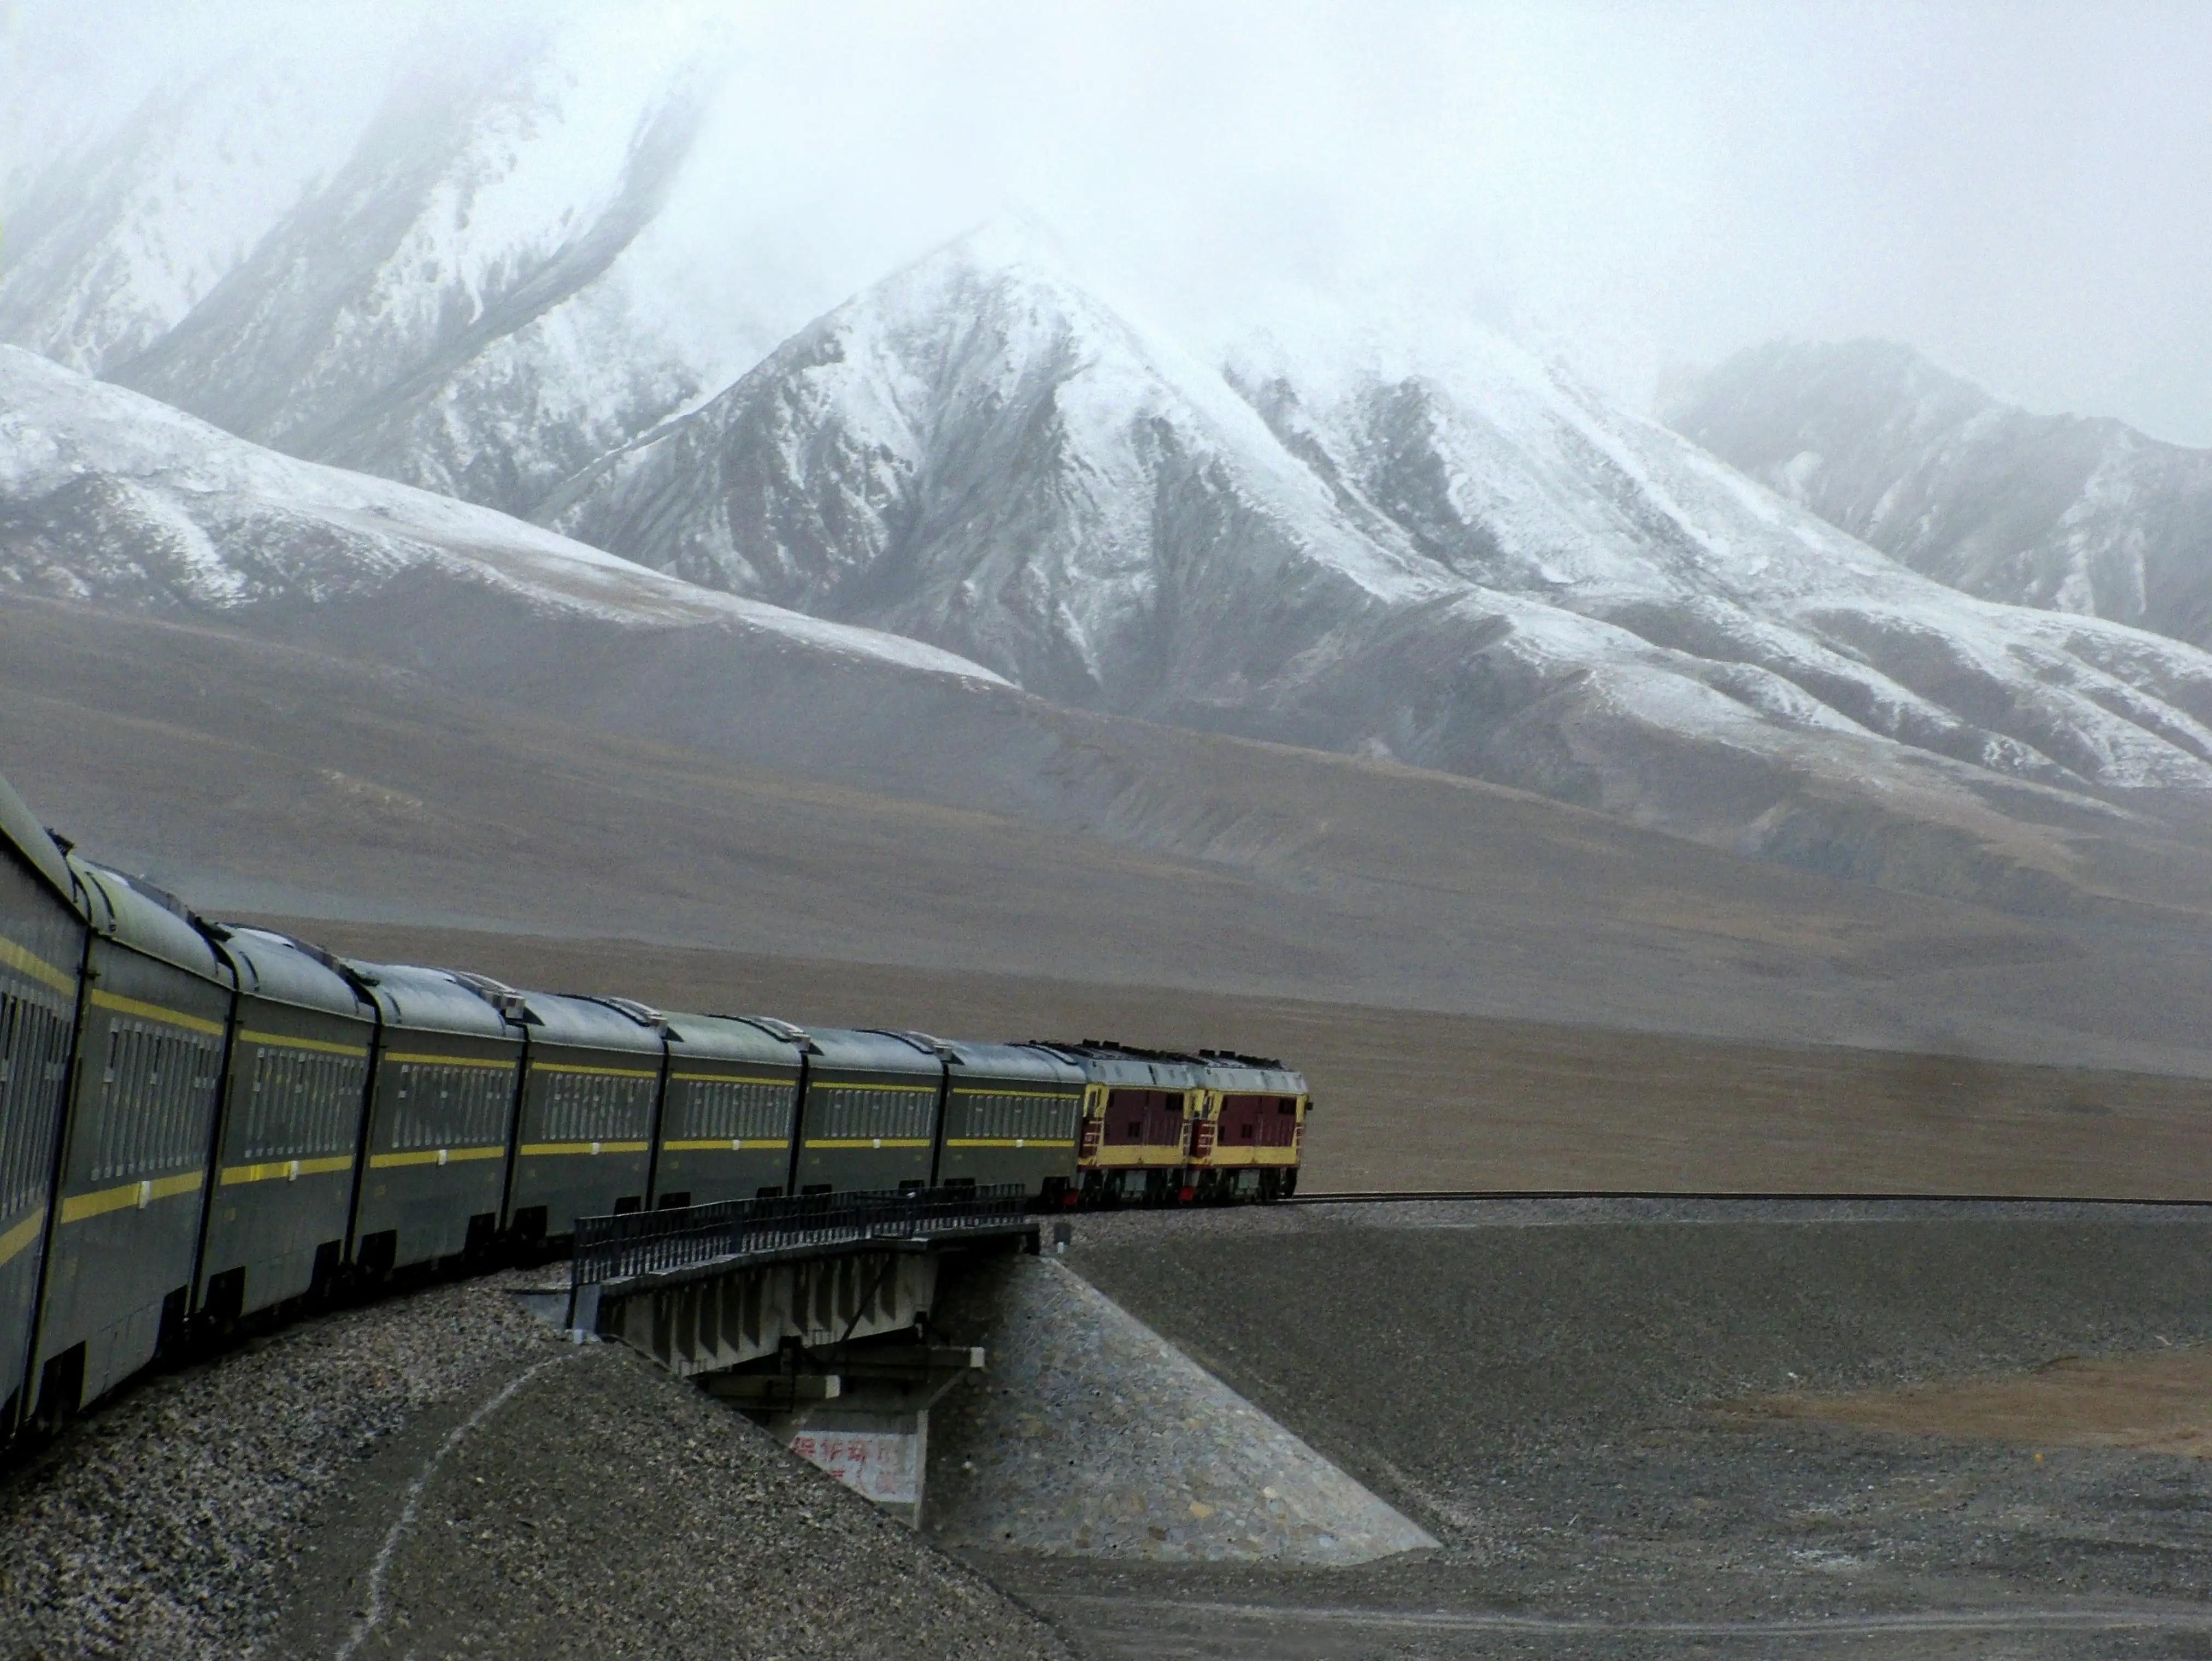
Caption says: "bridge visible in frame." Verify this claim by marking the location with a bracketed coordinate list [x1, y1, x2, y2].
[548, 1186, 1044, 1523]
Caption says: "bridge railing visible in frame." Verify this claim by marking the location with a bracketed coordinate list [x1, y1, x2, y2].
[570, 1183, 1032, 1291]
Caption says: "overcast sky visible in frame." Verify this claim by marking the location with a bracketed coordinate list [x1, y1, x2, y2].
[8, 0, 2210, 442]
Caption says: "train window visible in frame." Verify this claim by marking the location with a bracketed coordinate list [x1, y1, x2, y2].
[683, 1076, 791, 1141]
[86, 1017, 221, 1181]
[239, 1045, 368, 1161]
[813, 1083, 933, 1140]
[0, 990, 69, 1220]
[960, 1089, 1072, 1141]
[384, 1058, 514, 1151]
[543, 1070, 656, 1140]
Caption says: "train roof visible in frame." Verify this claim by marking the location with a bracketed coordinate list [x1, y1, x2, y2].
[1190, 1052, 1308, 1094]
[216, 926, 376, 1021]
[510, 991, 667, 1056]
[804, 1026, 947, 1079]
[343, 960, 522, 1039]
[1023, 1040, 1204, 1089]
[663, 1011, 809, 1067]
[0, 770, 75, 903]
[945, 1040, 1086, 1088]
[72, 860, 232, 985]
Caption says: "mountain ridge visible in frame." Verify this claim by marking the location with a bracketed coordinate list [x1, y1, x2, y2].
[1665, 338, 2212, 651]
[532, 231, 2212, 915]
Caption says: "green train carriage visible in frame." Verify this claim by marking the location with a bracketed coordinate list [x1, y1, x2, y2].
[195, 926, 378, 1324]
[789, 1028, 945, 1195]
[33, 862, 233, 1417]
[936, 1040, 1084, 1201]
[504, 991, 666, 1241]
[0, 778, 86, 1432]
[346, 961, 524, 1276]
[653, 1012, 805, 1207]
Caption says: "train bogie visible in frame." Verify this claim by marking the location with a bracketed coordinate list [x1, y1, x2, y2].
[505, 993, 664, 1240]
[196, 928, 377, 1323]
[939, 1041, 1083, 1201]
[34, 864, 233, 1417]
[654, 1013, 804, 1207]
[347, 963, 523, 1274]
[790, 1029, 944, 1195]
[0, 780, 86, 1431]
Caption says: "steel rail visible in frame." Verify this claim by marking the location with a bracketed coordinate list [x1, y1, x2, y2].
[1287, 1187, 2212, 1206]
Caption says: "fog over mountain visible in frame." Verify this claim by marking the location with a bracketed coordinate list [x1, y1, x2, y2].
[7, 8, 2212, 924]
[1667, 341, 2212, 652]
[0, 15, 782, 520]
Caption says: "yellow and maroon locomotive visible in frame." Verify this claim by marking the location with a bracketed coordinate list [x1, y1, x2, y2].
[1027, 1041, 1309, 1206]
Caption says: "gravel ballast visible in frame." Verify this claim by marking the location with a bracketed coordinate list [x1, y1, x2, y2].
[0, 1270, 1066, 1661]
[989, 1199, 2212, 1659]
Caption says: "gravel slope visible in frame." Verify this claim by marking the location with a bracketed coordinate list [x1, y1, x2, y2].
[1, 1273, 548, 1658]
[986, 1199, 2212, 1659]
[0, 1270, 1066, 1661]
[927, 1255, 1435, 1563]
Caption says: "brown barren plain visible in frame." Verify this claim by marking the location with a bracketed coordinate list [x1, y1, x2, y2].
[1736, 1347, 2212, 1458]
[7, 593, 2212, 1198]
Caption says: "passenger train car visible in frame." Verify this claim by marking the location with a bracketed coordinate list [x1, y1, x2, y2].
[0, 764, 1308, 1436]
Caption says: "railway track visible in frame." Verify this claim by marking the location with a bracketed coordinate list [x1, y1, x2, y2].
[1290, 1187, 2212, 1206]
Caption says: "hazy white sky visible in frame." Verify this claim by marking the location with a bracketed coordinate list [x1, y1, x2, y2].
[7, 0, 2211, 441]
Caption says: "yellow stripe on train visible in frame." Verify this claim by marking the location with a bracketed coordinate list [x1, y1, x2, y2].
[240, 1029, 368, 1058]
[219, 1155, 355, 1186]
[0, 1206, 47, 1268]
[368, 1146, 508, 1169]
[59, 1171, 206, 1223]
[0, 933, 74, 996]
[517, 1141, 650, 1157]
[89, 989, 225, 1036]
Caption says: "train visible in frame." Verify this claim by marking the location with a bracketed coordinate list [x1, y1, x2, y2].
[0, 765, 1308, 1437]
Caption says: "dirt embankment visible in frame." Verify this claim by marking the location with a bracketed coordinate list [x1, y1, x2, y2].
[0, 1271, 1064, 1661]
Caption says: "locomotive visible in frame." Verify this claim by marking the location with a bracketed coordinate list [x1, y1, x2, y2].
[0, 765, 1307, 1436]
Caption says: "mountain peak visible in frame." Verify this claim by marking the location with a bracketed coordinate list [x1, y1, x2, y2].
[928, 210, 1078, 279]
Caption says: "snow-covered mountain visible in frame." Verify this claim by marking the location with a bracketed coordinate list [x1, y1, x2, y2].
[1666, 340, 2212, 651]
[11, 31, 2212, 919]
[0, 345, 1001, 698]
[0, 17, 779, 521]
[536, 228, 2212, 909]
[540, 222, 1458, 712]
